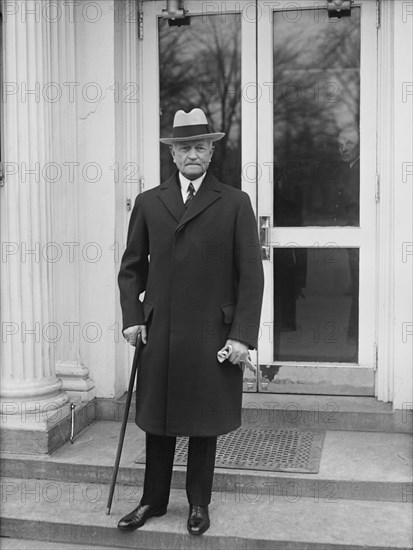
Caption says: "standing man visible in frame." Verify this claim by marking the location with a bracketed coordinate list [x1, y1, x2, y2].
[337, 126, 360, 345]
[337, 125, 360, 227]
[117, 108, 264, 536]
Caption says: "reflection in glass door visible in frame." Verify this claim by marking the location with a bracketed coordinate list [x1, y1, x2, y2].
[272, 8, 360, 363]
[158, 14, 241, 189]
[258, 2, 377, 394]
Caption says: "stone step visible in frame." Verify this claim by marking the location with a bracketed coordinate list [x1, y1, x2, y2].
[95, 394, 413, 433]
[0, 538, 117, 550]
[0, 476, 411, 550]
[1, 421, 412, 503]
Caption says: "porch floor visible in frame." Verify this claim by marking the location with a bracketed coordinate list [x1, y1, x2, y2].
[2, 420, 411, 489]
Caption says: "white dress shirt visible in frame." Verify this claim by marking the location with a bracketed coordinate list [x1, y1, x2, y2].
[178, 172, 206, 202]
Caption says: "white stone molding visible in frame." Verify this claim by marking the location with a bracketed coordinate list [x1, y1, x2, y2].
[55, 360, 95, 401]
[0, 1, 70, 427]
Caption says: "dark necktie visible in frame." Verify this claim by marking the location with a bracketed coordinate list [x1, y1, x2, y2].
[184, 182, 195, 208]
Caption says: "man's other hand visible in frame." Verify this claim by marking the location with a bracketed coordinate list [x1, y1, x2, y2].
[123, 325, 147, 346]
[225, 339, 248, 365]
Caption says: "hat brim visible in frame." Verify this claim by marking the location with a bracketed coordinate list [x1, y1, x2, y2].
[160, 132, 225, 145]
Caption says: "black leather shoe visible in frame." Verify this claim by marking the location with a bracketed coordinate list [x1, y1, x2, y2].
[187, 504, 210, 536]
[117, 503, 167, 531]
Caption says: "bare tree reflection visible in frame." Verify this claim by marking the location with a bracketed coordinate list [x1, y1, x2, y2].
[272, 9, 361, 364]
[272, 8, 361, 227]
[159, 15, 241, 187]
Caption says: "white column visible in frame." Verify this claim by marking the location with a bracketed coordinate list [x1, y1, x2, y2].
[49, 1, 95, 401]
[0, 1, 70, 428]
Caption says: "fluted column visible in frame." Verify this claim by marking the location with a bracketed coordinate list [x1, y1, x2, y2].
[49, 1, 95, 401]
[0, 1, 70, 429]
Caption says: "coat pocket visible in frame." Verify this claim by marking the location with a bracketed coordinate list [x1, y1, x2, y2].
[142, 301, 154, 324]
[221, 303, 235, 324]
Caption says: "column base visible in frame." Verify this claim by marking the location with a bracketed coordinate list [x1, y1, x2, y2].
[0, 389, 72, 454]
[55, 360, 96, 402]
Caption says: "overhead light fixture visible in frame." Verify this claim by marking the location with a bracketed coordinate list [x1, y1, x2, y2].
[162, 0, 187, 20]
[326, 0, 353, 18]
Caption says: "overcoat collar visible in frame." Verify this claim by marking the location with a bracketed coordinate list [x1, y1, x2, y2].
[157, 169, 222, 230]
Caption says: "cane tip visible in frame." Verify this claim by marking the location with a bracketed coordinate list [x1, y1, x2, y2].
[106, 507, 111, 516]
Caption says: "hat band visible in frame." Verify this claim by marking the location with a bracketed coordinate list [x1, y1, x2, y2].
[172, 124, 210, 139]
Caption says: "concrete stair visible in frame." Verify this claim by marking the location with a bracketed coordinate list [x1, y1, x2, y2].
[0, 539, 116, 550]
[1, 476, 411, 550]
[4, 394, 409, 456]
[1, 421, 412, 503]
[1, 420, 412, 549]
[96, 394, 413, 433]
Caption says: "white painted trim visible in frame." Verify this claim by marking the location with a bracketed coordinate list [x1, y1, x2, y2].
[241, 2, 258, 205]
[142, 1, 160, 190]
[390, 0, 413, 409]
[376, 0, 395, 403]
[375, 0, 413, 409]
[257, 6, 273, 366]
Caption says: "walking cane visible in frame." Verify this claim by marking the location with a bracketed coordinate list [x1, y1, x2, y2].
[106, 334, 142, 515]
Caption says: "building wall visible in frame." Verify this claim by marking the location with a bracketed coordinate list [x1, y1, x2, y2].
[1, 0, 411, 410]
[63, 0, 413, 407]
[74, 1, 117, 398]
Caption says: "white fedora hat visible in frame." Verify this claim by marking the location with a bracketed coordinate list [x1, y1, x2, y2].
[160, 108, 225, 145]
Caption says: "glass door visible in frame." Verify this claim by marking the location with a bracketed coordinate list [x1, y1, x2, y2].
[257, 1, 378, 394]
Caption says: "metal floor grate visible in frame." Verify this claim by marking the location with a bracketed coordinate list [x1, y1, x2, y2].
[135, 427, 325, 473]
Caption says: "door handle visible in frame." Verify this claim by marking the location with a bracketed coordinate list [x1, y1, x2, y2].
[259, 216, 271, 260]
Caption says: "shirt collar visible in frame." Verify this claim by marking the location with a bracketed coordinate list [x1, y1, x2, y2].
[179, 171, 207, 195]
[349, 157, 360, 169]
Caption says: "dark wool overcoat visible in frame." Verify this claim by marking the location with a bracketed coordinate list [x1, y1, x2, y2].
[118, 170, 264, 437]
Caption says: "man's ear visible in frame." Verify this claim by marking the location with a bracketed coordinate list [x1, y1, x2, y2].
[169, 145, 175, 161]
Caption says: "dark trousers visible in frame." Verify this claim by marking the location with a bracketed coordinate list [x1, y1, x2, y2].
[141, 432, 217, 507]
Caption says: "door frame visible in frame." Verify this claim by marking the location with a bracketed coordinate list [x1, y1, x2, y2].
[255, 1, 378, 394]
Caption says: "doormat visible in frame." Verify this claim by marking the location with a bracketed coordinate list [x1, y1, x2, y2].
[134, 427, 325, 473]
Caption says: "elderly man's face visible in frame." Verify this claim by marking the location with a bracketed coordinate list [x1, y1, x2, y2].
[170, 139, 215, 180]
[338, 129, 360, 164]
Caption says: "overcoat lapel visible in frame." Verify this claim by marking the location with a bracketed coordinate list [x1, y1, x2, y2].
[157, 170, 222, 229]
[157, 172, 185, 222]
[176, 170, 221, 230]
